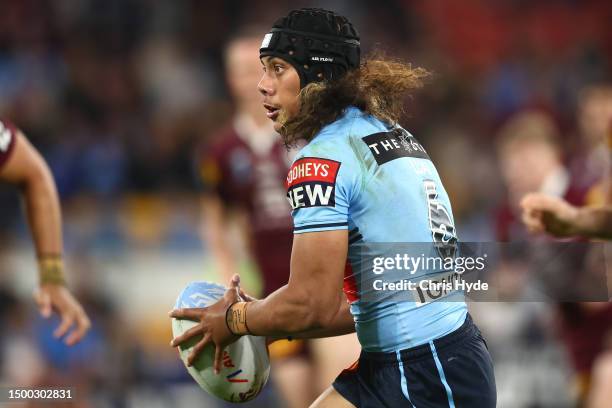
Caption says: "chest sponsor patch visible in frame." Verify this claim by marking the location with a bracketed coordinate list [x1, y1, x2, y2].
[362, 128, 430, 165]
[286, 157, 341, 209]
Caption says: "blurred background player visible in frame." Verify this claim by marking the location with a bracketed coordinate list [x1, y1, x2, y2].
[567, 85, 612, 206]
[520, 84, 612, 408]
[520, 185, 612, 406]
[522, 85, 612, 240]
[521, 202, 612, 408]
[0, 119, 90, 345]
[495, 110, 581, 241]
[196, 29, 360, 408]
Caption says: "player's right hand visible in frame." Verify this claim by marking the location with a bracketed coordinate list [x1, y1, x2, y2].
[520, 192, 580, 237]
[34, 284, 91, 346]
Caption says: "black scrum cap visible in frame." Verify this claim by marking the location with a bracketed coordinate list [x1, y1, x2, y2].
[260, 8, 360, 88]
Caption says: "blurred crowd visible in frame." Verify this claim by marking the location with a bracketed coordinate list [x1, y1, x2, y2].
[1, 0, 612, 407]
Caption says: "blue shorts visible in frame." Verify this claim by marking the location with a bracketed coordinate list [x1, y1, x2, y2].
[333, 314, 496, 408]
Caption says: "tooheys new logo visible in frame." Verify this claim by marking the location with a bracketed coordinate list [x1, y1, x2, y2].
[286, 157, 341, 209]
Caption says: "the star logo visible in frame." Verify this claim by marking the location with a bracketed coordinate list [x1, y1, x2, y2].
[396, 129, 412, 152]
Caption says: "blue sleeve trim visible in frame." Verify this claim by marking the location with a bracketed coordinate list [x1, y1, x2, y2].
[293, 221, 348, 232]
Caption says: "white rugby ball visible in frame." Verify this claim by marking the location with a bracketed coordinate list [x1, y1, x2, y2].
[172, 281, 270, 403]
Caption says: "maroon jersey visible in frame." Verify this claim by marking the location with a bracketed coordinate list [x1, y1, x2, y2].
[0, 120, 17, 170]
[199, 124, 294, 296]
[558, 303, 612, 375]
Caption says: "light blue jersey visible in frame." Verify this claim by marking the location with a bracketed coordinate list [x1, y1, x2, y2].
[285, 106, 467, 352]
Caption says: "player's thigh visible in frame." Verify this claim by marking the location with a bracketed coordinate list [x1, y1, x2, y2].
[309, 386, 356, 408]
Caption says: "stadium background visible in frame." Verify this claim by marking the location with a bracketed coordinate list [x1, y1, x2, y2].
[0, 0, 611, 407]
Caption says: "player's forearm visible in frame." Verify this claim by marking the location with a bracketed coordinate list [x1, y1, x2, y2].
[225, 231, 348, 337]
[244, 283, 343, 337]
[21, 162, 67, 286]
[21, 162, 63, 257]
[574, 207, 612, 239]
[280, 300, 355, 339]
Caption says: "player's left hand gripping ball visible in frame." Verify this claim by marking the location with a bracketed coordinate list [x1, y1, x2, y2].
[170, 276, 241, 373]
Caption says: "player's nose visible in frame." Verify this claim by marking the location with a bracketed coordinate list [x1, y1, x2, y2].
[257, 74, 274, 96]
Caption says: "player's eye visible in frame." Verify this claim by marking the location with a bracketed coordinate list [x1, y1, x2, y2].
[274, 64, 284, 74]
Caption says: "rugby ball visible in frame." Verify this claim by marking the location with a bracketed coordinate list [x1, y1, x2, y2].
[172, 281, 270, 403]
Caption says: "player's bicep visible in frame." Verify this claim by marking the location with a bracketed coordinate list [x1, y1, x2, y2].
[0, 121, 18, 176]
[0, 131, 47, 185]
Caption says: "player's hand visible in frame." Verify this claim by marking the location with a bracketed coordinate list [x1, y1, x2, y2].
[231, 285, 281, 347]
[520, 193, 581, 237]
[237, 285, 257, 302]
[228, 288, 280, 346]
[169, 274, 242, 373]
[34, 284, 91, 346]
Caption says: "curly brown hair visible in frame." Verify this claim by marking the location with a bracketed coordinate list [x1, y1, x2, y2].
[278, 55, 430, 147]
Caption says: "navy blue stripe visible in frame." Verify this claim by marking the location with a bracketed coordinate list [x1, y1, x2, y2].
[349, 228, 360, 238]
[226, 369, 243, 379]
[294, 222, 348, 231]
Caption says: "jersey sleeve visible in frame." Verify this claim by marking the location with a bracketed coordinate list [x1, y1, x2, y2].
[196, 142, 227, 196]
[286, 139, 361, 234]
[0, 120, 18, 170]
[198, 154, 222, 193]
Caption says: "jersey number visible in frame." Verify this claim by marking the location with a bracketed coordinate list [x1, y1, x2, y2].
[423, 180, 457, 258]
